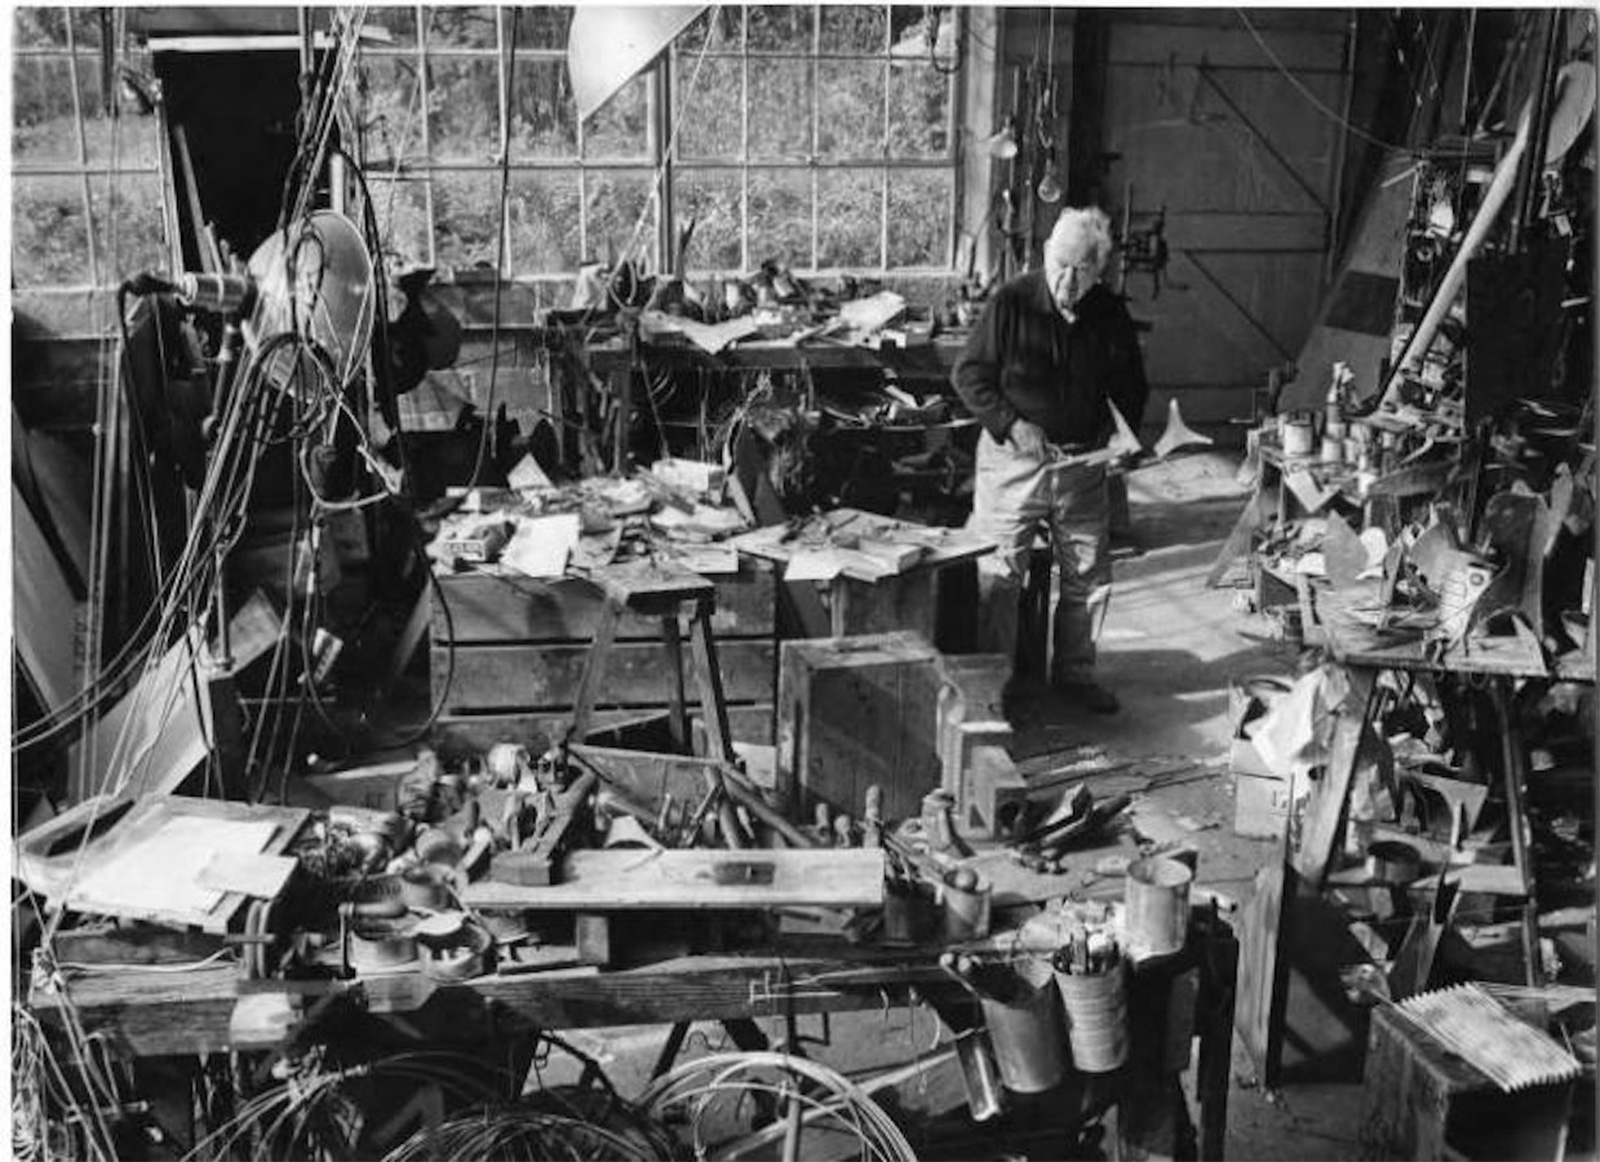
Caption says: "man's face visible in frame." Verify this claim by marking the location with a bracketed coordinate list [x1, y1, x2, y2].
[1045, 234, 1103, 318]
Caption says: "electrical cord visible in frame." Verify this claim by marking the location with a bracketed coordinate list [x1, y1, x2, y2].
[1236, 8, 1413, 152]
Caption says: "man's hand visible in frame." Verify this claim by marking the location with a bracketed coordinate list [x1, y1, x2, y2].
[1006, 417, 1049, 459]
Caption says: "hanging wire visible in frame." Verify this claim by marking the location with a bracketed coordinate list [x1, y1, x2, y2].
[1236, 8, 1413, 152]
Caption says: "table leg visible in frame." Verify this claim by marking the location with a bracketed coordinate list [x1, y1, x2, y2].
[1489, 679, 1542, 986]
[660, 613, 689, 753]
[567, 600, 620, 744]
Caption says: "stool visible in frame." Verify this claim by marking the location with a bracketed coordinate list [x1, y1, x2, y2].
[567, 564, 736, 762]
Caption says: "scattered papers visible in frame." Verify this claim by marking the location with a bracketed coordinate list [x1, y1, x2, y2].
[1284, 466, 1339, 513]
[199, 851, 298, 899]
[785, 550, 845, 582]
[1245, 665, 1351, 778]
[507, 454, 553, 491]
[71, 816, 277, 919]
[501, 512, 581, 579]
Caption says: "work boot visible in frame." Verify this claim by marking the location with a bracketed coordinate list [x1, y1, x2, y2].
[1053, 678, 1120, 715]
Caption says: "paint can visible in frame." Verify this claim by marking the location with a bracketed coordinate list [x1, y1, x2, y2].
[1055, 960, 1129, 1073]
[980, 982, 1068, 1094]
[953, 1027, 1008, 1121]
[1320, 435, 1345, 465]
[1281, 417, 1316, 457]
[940, 873, 992, 942]
[1125, 855, 1193, 960]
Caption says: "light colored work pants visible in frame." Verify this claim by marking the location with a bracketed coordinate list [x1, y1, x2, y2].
[966, 429, 1111, 685]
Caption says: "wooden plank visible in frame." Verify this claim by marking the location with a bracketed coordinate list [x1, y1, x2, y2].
[1292, 665, 1377, 885]
[1235, 857, 1293, 1085]
[432, 704, 776, 758]
[433, 638, 776, 713]
[465, 848, 885, 911]
[67, 630, 212, 804]
[431, 566, 776, 643]
[31, 950, 947, 1056]
[14, 418, 94, 590]
[13, 482, 82, 711]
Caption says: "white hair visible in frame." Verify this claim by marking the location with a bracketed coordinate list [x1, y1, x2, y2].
[1044, 206, 1114, 275]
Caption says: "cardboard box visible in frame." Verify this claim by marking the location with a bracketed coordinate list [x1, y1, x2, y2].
[1231, 734, 1292, 840]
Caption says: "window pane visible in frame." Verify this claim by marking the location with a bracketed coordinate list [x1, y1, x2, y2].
[749, 169, 811, 269]
[820, 6, 886, 53]
[512, 6, 571, 50]
[13, 55, 80, 167]
[368, 6, 418, 47]
[15, 8, 69, 48]
[887, 169, 950, 267]
[13, 174, 91, 286]
[749, 59, 811, 161]
[675, 170, 743, 272]
[428, 56, 500, 162]
[427, 6, 497, 49]
[675, 58, 742, 161]
[360, 55, 425, 166]
[509, 58, 577, 159]
[89, 172, 166, 282]
[367, 176, 432, 270]
[584, 74, 649, 160]
[585, 171, 656, 266]
[748, 5, 812, 53]
[507, 171, 581, 274]
[816, 168, 881, 269]
[80, 55, 161, 168]
[817, 60, 884, 160]
[888, 61, 949, 158]
[433, 170, 501, 270]
[676, 8, 743, 52]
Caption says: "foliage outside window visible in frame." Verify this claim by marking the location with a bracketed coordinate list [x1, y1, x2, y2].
[356, 5, 962, 302]
[671, 6, 958, 279]
[12, 7, 168, 336]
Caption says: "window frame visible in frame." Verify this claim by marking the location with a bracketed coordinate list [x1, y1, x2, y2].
[354, 4, 967, 290]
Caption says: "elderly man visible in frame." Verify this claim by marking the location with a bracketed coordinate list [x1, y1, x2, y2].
[952, 207, 1149, 713]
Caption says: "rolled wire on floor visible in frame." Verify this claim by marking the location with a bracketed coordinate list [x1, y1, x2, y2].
[639, 1051, 918, 1162]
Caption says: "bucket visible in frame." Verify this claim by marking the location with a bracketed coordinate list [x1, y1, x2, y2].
[1125, 856, 1193, 960]
[1281, 417, 1316, 456]
[980, 983, 1068, 1094]
[953, 1027, 1007, 1121]
[1055, 960, 1128, 1073]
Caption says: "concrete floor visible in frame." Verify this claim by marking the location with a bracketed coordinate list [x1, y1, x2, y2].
[545, 450, 1373, 1159]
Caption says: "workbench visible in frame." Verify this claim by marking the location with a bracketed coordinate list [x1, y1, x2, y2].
[1236, 584, 1594, 1086]
[28, 912, 1240, 1158]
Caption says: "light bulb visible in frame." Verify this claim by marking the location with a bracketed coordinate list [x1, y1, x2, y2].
[1037, 169, 1062, 204]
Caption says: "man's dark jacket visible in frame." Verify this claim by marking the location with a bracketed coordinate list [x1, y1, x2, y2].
[952, 272, 1149, 447]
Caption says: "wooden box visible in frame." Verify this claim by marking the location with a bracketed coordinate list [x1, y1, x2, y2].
[776, 631, 946, 823]
[1358, 1005, 1573, 1161]
[429, 563, 777, 754]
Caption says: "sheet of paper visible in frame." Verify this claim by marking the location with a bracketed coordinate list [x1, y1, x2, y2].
[199, 851, 298, 899]
[501, 513, 580, 579]
[785, 550, 844, 582]
[71, 816, 277, 918]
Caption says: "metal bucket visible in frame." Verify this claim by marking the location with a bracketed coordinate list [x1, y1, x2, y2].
[1055, 961, 1129, 1073]
[1125, 855, 1193, 960]
[980, 982, 1068, 1094]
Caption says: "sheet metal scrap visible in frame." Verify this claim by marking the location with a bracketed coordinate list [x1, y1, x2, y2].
[1396, 983, 1583, 1093]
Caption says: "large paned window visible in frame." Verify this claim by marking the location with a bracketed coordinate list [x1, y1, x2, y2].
[670, 6, 958, 277]
[358, 5, 657, 307]
[12, 7, 168, 335]
[356, 5, 961, 298]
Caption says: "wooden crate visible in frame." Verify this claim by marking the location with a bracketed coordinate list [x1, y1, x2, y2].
[776, 631, 946, 823]
[1358, 1005, 1573, 1161]
[429, 563, 777, 752]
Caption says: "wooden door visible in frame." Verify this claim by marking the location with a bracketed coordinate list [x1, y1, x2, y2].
[1099, 11, 1351, 426]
